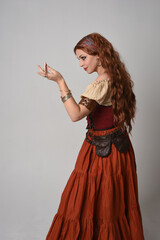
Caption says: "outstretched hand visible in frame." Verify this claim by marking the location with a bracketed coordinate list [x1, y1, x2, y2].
[37, 62, 63, 82]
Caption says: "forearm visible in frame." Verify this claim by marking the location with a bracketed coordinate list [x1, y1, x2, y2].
[56, 78, 89, 122]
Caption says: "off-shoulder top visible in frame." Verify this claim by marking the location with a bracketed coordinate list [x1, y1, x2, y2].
[79, 79, 114, 130]
[80, 79, 112, 106]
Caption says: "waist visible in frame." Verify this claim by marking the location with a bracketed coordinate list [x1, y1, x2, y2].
[87, 126, 125, 138]
[85, 126, 129, 157]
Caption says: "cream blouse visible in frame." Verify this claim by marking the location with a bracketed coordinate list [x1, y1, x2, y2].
[80, 79, 112, 106]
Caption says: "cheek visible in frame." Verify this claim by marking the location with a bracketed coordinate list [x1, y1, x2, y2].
[91, 59, 97, 68]
[88, 59, 95, 67]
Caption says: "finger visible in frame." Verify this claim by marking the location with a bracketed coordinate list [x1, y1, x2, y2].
[44, 62, 47, 72]
[37, 71, 44, 76]
[47, 65, 56, 73]
[37, 65, 44, 72]
[37, 72, 47, 78]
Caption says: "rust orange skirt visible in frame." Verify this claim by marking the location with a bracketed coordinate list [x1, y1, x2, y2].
[46, 126, 145, 240]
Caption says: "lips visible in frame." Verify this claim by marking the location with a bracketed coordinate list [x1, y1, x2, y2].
[84, 67, 88, 71]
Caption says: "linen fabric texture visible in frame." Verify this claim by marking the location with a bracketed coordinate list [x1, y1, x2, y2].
[80, 79, 112, 106]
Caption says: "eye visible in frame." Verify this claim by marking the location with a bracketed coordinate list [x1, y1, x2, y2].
[81, 56, 86, 60]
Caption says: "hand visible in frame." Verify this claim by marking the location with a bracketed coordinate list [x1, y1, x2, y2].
[37, 62, 64, 82]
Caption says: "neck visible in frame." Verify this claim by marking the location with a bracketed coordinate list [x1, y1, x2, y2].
[96, 65, 108, 76]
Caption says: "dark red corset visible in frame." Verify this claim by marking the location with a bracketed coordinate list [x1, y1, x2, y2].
[86, 105, 114, 130]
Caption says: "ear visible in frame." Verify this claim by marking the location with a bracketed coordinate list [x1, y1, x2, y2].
[96, 58, 101, 67]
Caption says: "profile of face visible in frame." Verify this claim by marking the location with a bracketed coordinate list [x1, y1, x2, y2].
[76, 49, 100, 74]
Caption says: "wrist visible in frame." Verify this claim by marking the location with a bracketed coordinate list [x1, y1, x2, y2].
[57, 77, 65, 85]
[57, 78, 69, 92]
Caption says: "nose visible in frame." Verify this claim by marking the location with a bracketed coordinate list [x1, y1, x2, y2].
[80, 60, 84, 67]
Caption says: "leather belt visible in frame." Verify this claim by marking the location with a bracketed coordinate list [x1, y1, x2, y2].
[86, 128, 130, 157]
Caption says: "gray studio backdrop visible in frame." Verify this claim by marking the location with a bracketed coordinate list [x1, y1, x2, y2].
[0, 0, 160, 239]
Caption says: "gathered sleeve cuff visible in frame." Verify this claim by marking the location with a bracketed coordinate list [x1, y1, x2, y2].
[79, 96, 99, 111]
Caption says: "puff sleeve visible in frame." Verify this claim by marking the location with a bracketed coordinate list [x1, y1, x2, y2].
[79, 79, 112, 109]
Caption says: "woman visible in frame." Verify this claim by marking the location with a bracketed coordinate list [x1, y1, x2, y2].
[37, 33, 145, 239]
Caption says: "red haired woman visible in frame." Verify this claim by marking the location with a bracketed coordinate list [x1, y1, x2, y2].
[37, 33, 145, 239]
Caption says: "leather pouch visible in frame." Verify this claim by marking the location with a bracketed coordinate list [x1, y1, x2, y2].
[112, 132, 130, 153]
[93, 135, 112, 157]
[92, 129, 130, 157]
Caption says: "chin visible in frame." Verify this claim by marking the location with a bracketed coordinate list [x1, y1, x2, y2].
[87, 69, 94, 74]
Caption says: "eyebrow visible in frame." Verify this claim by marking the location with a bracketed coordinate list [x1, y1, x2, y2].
[77, 54, 85, 60]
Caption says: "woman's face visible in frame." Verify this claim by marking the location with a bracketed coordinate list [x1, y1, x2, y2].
[76, 49, 99, 74]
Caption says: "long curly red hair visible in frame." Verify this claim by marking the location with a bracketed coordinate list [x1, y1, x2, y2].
[74, 33, 136, 134]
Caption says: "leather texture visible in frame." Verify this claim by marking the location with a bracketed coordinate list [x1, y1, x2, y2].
[93, 134, 112, 157]
[86, 128, 130, 157]
[79, 96, 98, 112]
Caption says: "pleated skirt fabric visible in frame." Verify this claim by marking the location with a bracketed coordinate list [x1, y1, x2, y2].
[46, 126, 145, 240]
